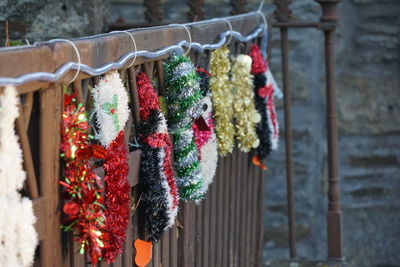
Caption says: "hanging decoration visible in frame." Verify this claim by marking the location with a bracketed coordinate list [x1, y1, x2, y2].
[209, 45, 235, 156]
[265, 68, 280, 150]
[249, 44, 279, 168]
[193, 67, 218, 194]
[92, 71, 131, 263]
[164, 55, 205, 201]
[249, 44, 272, 167]
[136, 71, 179, 241]
[231, 54, 261, 152]
[0, 86, 38, 267]
[60, 89, 108, 265]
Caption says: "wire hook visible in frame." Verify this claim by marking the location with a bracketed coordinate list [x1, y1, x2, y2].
[256, 0, 268, 32]
[221, 18, 233, 45]
[111, 30, 138, 68]
[49, 39, 81, 84]
[169, 23, 192, 56]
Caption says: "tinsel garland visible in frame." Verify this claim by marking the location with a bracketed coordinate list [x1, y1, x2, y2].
[136, 72, 179, 241]
[265, 68, 280, 150]
[0, 86, 38, 267]
[249, 44, 279, 166]
[192, 67, 218, 194]
[231, 54, 261, 152]
[249, 44, 272, 162]
[92, 71, 131, 263]
[209, 46, 235, 156]
[60, 90, 108, 265]
[164, 55, 205, 201]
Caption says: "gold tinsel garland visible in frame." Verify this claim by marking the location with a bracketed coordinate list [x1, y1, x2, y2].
[209, 45, 235, 156]
[231, 54, 261, 152]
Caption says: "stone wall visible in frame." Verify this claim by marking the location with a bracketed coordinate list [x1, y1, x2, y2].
[0, 0, 109, 43]
[264, 1, 400, 267]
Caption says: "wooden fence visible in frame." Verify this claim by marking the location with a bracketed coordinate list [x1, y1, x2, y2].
[0, 14, 266, 266]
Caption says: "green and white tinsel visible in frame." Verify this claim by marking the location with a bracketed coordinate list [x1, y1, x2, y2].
[164, 55, 205, 201]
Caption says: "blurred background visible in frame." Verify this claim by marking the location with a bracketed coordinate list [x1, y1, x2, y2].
[0, 0, 399, 266]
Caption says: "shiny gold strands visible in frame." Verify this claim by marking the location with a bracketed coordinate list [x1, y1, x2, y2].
[231, 54, 261, 152]
[209, 46, 235, 156]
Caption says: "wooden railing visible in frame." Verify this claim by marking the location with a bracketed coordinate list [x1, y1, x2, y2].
[0, 14, 266, 267]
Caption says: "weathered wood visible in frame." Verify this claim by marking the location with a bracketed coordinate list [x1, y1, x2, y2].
[40, 84, 62, 266]
[4, 13, 268, 267]
[16, 104, 39, 198]
[23, 92, 34, 128]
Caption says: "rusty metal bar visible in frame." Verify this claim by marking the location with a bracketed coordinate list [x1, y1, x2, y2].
[315, 0, 343, 259]
[271, 21, 319, 28]
[280, 26, 297, 258]
[273, 0, 297, 258]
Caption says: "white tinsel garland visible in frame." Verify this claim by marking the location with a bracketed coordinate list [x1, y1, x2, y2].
[0, 86, 38, 267]
[265, 69, 280, 150]
[92, 71, 130, 147]
[198, 96, 218, 193]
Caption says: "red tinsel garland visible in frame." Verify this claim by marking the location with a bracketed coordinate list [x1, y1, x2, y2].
[249, 44, 267, 75]
[102, 130, 131, 263]
[60, 92, 109, 265]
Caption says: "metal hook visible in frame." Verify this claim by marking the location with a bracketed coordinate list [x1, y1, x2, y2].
[256, 0, 268, 32]
[49, 39, 81, 84]
[221, 18, 233, 45]
[111, 30, 138, 68]
[169, 23, 192, 56]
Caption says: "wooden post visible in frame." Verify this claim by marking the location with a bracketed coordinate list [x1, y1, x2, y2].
[40, 84, 63, 266]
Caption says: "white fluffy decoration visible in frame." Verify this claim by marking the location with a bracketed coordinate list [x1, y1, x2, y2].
[199, 96, 218, 194]
[0, 86, 38, 267]
[92, 71, 129, 147]
[157, 116, 178, 228]
[265, 69, 280, 150]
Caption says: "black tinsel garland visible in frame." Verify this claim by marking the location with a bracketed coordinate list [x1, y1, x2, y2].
[253, 73, 272, 160]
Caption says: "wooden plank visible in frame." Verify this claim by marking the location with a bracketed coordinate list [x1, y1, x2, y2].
[239, 152, 249, 266]
[251, 166, 262, 266]
[169, 224, 178, 267]
[16, 104, 39, 199]
[40, 84, 62, 267]
[222, 154, 231, 267]
[73, 240, 85, 267]
[127, 67, 140, 130]
[72, 80, 84, 104]
[23, 92, 33, 128]
[155, 60, 165, 96]
[202, 178, 210, 267]
[228, 149, 237, 266]
[0, 14, 262, 89]
[32, 197, 46, 241]
[161, 227, 170, 267]
[216, 156, 225, 266]
[195, 202, 202, 267]
[245, 159, 254, 265]
[234, 150, 243, 267]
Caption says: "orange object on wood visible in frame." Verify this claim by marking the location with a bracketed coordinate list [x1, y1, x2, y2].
[134, 239, 153, 267]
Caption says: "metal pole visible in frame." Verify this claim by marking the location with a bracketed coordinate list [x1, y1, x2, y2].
[280, 27, 297, 259]
[315, 0, 343, 259]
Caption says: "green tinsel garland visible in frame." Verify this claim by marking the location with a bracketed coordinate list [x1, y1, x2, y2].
[164, 55, 205, 201]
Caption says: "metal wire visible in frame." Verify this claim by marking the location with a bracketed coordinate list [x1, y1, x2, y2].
[0, 12, 268, 86]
